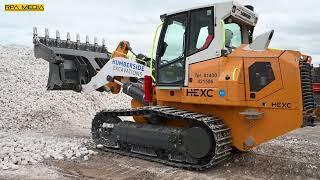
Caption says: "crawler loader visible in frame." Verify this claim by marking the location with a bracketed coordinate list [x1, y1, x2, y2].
[33, 1, 317, 170]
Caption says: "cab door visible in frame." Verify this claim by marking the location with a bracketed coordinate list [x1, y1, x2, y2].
[156, 13, 187, 87]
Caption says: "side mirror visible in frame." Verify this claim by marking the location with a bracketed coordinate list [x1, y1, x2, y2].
[244, 30, 274, 51]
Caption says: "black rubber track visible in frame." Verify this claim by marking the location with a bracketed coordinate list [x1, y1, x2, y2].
[91, 106, 232, 171]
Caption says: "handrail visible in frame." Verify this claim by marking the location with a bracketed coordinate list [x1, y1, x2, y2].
[150, 23, 163, 81]
[221, 20, 226, 48]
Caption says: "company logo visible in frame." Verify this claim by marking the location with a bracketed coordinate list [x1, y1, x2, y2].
[271, 102, 292, 109]
[219, 89, 226, 97]
[5, 4, 44, 12]
[186, 89, 213, 97]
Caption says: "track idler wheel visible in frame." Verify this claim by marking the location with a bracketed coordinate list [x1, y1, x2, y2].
[91, 112, 121, 148]
[182, 126, 213, 159]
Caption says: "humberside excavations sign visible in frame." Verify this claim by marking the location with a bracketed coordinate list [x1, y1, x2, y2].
[5, 4, 44, 12]
[112, 59, 145, 78]
[81, 57, 151, 93]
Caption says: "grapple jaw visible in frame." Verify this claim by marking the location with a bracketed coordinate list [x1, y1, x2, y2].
[33, 27, 111, 91]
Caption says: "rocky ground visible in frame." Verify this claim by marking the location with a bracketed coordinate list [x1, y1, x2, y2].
[0, 45, 319, 179]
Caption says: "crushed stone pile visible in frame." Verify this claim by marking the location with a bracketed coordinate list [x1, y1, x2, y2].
[0, 45, 131, 132]
[0, 131, 96, 170]
[0, 45, 131, 170]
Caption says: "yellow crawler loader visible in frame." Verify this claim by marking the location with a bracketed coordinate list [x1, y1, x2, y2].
[33, 1, 317, 170]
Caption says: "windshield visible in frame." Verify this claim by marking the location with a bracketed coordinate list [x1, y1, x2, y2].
[161, 20, 186, 64]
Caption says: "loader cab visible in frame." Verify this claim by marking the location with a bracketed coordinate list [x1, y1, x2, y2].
[156, 8, 215, 86]
[155, 2, 258, 87]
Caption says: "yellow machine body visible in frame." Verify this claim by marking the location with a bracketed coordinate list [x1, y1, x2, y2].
[130, 48, 306, 151]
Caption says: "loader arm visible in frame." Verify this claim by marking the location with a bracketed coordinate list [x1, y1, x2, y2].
[33, 28, 152, 104]
[33, 28, 144, 94]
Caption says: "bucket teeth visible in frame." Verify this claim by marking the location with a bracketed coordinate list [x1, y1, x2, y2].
[76, 34, 80, 49]
[86, 35, 89, 44]
[56, 30, 60, 39]
[102, 38, 107, 52]
[94, 37, 98, 45]
[76, 34, 80, 42]
[45, 28, 49, 38]
[44, 28, 50, 45]
[33, 27, 38, 37]
[102, 38, 106, 46]
[33, 27, 109, 54]
[32, 27, 39, 44]
[56, 30, 61, 47]
[67, 32, 71, 41]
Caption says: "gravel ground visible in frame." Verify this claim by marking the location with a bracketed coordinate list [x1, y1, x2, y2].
[0, 45, 319, 179]
[0, 45, 131, 178]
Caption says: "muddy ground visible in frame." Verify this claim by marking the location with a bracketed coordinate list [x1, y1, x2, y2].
[12, 125, 320, 180]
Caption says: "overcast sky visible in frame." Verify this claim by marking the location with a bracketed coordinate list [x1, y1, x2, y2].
[0, 0, 319, 63]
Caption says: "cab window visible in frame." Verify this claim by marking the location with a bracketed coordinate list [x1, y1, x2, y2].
[157, 13, 187, 85]
[249, 62, 275, 92]
[188, 8, 214, 55]
[224, 23, 242, 48]
[196, 27, 209, 49]
[161, 20, 186, 63]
